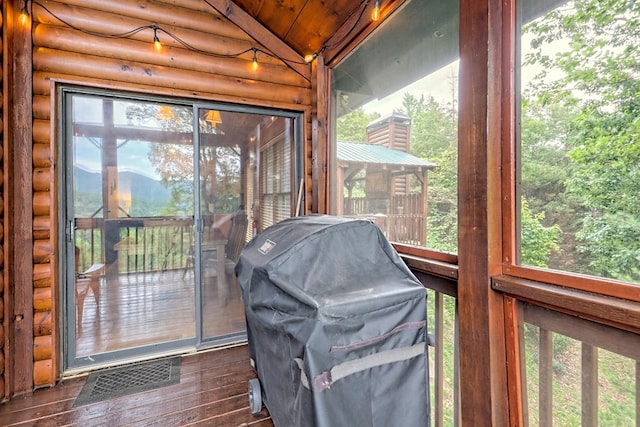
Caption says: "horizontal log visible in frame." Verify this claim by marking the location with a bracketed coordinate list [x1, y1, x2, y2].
[34, 0, 250, 44]
[33, 143, 52, 168]
[34, 239, 53, 264]
[0, 244, 3, 269]
[33, 24, 306, 88]
[34, 263, 52, 288]
[33, 192, 50, 217]
[33, 95, 50, 120]
[33, 71, 311, 114]
[34, 287, 52, 312]
[33, 216, 51, 240]
[0, 353, 3, 375]
[34, 311, 52, 336]
[32, 10, 262, 63]
[33, 168, 51, 192]
[34, 48, 311, 106]
[33, 119, 50, 145]
[34, 335, 53, 361]
[33, 359, 53, 387]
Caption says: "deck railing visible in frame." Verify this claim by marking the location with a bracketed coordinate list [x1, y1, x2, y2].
[521, 302, 640, 426]
[344, 194, 426, 245]
[74, 217, 194, 274]
[411, 270, 460, 427]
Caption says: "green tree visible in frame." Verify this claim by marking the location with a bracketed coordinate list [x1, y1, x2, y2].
[520, 198, 561, 267]
[401, 93, 458, 252]
[524, 0, 640, 281]
[336, 108, 380, 142]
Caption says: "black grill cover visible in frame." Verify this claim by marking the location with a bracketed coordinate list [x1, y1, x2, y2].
[236, 215, 429, 427]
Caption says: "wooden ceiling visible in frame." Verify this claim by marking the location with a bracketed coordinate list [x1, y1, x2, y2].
[229, 0, 369, 58]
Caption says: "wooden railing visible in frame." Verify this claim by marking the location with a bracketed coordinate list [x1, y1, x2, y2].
[494, 276, 640, 426]
[521, 302, 640, 426]
[410, 264, 460, 427]
[344, 194, 426, 245]
[75, 217, 194, 274]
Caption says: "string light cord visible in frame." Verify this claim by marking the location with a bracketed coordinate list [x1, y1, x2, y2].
[33, 1, 151, 39]
[201, 0, 308, 66]
[322, 0, 369, 51]
[304, 0, 370, 62]
[30, 0, 308, 66]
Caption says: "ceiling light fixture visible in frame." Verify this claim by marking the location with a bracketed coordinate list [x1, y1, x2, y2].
[205, 110, 222, 127]
[156, 105, 174, 120]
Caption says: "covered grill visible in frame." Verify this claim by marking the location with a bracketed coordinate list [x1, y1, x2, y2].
[235, 215, 430, 427]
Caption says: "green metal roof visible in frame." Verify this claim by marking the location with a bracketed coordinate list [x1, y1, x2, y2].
[337, 141, 436, 169]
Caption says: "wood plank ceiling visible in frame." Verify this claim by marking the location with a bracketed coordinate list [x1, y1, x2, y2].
[228, 0, 368, 58]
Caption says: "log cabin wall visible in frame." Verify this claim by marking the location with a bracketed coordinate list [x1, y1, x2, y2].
[4, 0, 313, 395]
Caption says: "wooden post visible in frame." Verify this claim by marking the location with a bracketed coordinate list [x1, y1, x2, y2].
[457, 0, 509, 424]
[7, 0, 35, 396]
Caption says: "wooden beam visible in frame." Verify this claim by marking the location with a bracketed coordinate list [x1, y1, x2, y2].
[457, 0, 509, 424]
[203, 0, 311, 81]
[323, 0, 409, 67]
[7, 0, 35, 396]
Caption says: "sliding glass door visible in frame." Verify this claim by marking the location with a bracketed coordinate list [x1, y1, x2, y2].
[61, 88, 302, 371]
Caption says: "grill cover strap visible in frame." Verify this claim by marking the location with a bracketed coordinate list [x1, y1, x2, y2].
[295, 343, 425, 393]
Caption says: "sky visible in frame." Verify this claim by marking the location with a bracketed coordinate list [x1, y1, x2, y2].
[363, 61, 460, 116]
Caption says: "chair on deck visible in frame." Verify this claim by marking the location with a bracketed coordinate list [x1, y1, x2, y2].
[221, 211, 249, 277]
[75, 247, 104, 327]
[183, 211, 248, 281]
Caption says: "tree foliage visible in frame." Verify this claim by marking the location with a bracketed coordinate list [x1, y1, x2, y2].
[336, 108, 380, 142]
[126, 105, 241, 215]
[523, 0, 640, 281]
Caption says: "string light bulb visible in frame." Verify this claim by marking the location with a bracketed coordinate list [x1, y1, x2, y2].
[251, 48, 259, 71]
[372, 0, 381, 21]
[152, 26, 162, 53]
[18, 0, 30, 26]
[304, 53, 317, 63]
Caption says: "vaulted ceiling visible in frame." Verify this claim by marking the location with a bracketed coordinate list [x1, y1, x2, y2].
[231, 0, 366, 58]
[205, 0, 399, 68]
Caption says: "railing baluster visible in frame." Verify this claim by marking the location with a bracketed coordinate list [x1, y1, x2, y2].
[539, 328, 553, 426]
[581, 343, 598, 427]
[434, 290, 444, 427]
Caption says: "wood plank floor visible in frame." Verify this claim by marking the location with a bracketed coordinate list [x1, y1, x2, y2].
[75, 269, 246, 357]
[0, 345, 275, 427]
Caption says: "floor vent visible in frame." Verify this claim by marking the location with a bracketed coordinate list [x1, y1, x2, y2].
[74, 357, 181, 406]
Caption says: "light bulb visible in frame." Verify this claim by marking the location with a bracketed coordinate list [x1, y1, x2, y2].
[372, 0, 380, 21]
[304, 53, 317, 63]
[252, 49, 258, 71]
[18, 1, 29, 26]
[152, 26, 162, 53]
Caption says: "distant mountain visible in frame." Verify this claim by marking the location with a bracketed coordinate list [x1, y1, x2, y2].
[74, 166, 172, 203]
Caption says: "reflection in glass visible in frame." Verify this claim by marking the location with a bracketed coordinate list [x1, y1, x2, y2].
[331, 0, 460, 253]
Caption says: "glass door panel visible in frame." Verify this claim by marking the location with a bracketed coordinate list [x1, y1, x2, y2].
[197, 109, 299, 343]
[64, 89, 303, 369]
[67, 93, 196, 367]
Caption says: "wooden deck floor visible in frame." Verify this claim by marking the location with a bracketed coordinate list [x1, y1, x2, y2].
[0, 345, 274, 427]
